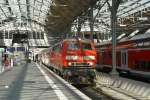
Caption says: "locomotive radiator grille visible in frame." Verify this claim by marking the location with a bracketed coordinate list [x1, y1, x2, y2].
[68, 62, 93, 66]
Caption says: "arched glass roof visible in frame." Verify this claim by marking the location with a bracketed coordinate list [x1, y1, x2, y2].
[0, 0, 149, 46]
[0, 0, 52, 26]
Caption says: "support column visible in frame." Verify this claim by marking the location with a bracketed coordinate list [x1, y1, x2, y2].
[89, 6, 94, 40]
[109, 0, 121, 75]
[77, 18, 82, 38]
[111, 3, 117, 75]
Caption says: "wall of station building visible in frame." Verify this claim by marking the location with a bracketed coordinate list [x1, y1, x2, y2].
[0, 30, 45, 39]
[0, 30, 49, 47]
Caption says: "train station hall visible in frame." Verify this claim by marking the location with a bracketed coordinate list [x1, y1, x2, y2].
[0, 0, 150, 100]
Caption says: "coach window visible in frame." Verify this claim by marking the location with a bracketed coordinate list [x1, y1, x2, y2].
[139, 62, 144, 70]
[102, 52, 106, 57]
[145, 61, 149, 70]
[54, 45, 58, 51]
[54, 46, 57, 52]
[144, 61, 150, 71]
[58, 44, 61, 51]
[135, 61, 139, 69]
[148, 62, 150, 71]
[139, 61, 143, 70]
[109, 52, 112, 57]
[54, 44, 60, 52]
[52, 46, 56, 52]
[121, 51, 127, 65]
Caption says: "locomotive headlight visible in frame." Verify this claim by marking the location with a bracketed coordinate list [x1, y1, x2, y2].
[68, 62, 72, 66]
[89, 62, 93, 66]
[83, 56, 95, 60]
[66, 56, 79, 60]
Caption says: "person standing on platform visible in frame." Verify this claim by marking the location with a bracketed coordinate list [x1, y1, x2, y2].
[3, 54, 10, 70]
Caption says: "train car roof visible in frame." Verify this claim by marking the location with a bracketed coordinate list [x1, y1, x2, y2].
[130, 33, 150, 40]
[96, 29, 150, 47]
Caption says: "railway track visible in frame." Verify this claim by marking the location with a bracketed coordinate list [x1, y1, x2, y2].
[75, 85, 111, 100]
[44, 64, 150, 100]
[75, 81, 138, 100]
[46, 65, 116, 100]
[44, 64, 112, 99]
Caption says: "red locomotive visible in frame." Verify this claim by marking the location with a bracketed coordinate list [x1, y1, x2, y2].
[96, 31, 150, 76]
[40, 38, 97, 84]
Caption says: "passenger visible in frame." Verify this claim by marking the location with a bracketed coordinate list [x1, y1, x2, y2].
[3, 54, 10, 70]
[4, 58, 10, 67]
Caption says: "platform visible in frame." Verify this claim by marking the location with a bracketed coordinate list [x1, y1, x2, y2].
[0, 61, 91, 100]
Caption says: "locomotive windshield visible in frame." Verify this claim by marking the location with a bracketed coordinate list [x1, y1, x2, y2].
[67, 42, 79, 50]
[81, 43, 92, 50]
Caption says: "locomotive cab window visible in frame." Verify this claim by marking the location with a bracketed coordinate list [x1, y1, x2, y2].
[67, 42, 79, 50]
[82, 43, 92, 50]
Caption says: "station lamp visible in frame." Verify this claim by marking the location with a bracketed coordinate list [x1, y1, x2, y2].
[119, 24, 127, 27]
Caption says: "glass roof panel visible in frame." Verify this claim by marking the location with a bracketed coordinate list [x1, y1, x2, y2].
[41, 5, 49, 11]
[8, 0, 20, 18]
[29, 0, 34, 8]
[0, 0, 52, 27]
[0, 0, 5, 4]
[20, 0, 27, 16]
[43, 1, 51, 7]
[0, 12, 6, 20]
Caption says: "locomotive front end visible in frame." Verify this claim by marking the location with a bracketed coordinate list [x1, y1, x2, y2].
[63, 39, 97, 84]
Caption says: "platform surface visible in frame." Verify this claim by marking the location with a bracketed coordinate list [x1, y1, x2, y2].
[0, 61, 90, 100]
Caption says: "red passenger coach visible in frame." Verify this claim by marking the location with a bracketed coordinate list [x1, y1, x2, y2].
[96, 33, 150, 76]
[41, 38, 97, 84]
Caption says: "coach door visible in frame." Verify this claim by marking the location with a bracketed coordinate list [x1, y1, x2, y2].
[121, 50, 128, 69]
